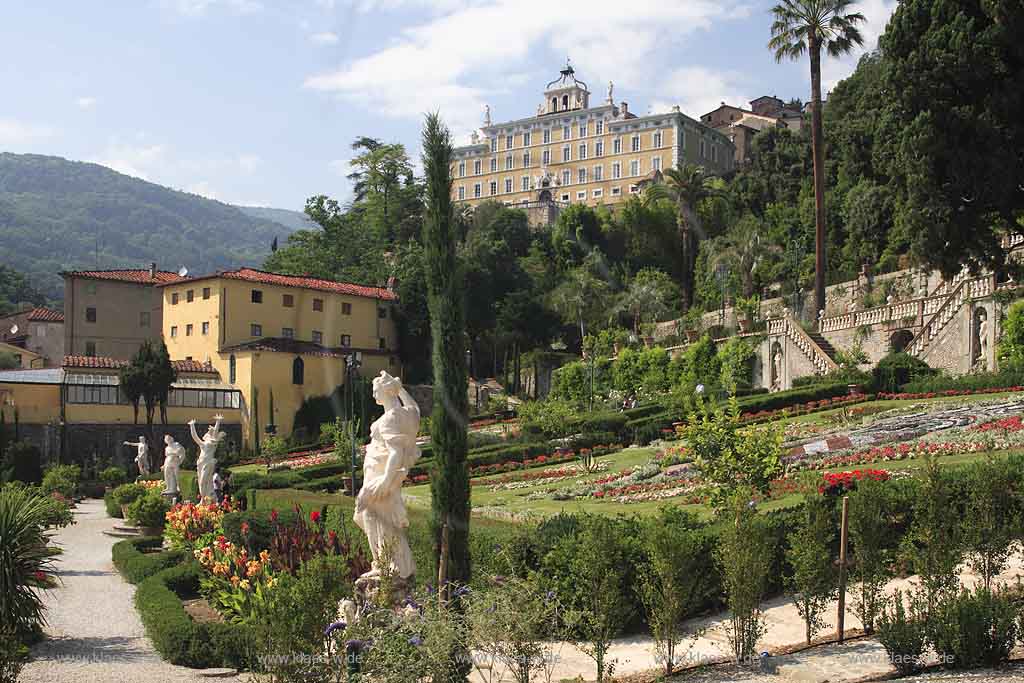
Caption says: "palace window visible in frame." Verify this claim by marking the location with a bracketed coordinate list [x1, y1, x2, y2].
[562, 145, 570, 162]
[187, 289, 194, 302]
[578, 168, 586, 183]
[458, 161, 465, 177]
[170, 326, 178, 338]
[593, 188, 603, 198]
[458, 186, 465, 200]
[282, 327, 294, 339]
[312, 330, 323, 344]
[562, 169, 571, 186]
[379, 338, 386, 350]
[631, 135, 641, 152]
[521, 176, 530, 191]
[251, 289, 263, 303]
[523, 132, 531, 146]
[186, 324, 193, 336]
[562, 125, 570, 140]
[171, 293, 179, 305]
[139, 311, 150, 328]
[201, 321, 209, 335]
[561, 193, 570, 201]
[342, 302, 352, 315]
[612, 162, 621, 179]
[595, 141, 603, 157]
[523, 151, 530, 167]
[340, 334, 351, 347]
[313, 298, 323, 311]
[542, 149, 550, 165]
[229, 355, 236, 383]
[85, 341, 96, 357]
[292, 357, 304, 385]
[578, 143, 587, 160]
[86, 307, 97, 323]
[543, 129, 551, 144]
[474, 183, 482, 198]
[505, 178, 513, 193]
[652, 156, 662, 171]
[579, 122, 588, 137]
[576, 191, 586, 200]
[202, 287, 210, 300]
[490, 158, 497, 172]
[283, 294, 294, 307]
[593, 165, 603, 181]
[505, 155, 513, 170]
[378, 307, 387, 319]
[613, 138, 621, 154]
[251, 323, 262, 336]
[700, 139, 706, 158]
[630, 159, 641, 176]
[711, 145, 718, 162]
[653, 131, 663, 147]
[490, 138, 497, 152]
[474, 160, 481, 174]
[489, 181, 497, 196]
[562, 94, 569, 109]
[596, 120, 604, 135]
[505, 134, 513, 149]
[551, 97, 558, 112]
[611, 186, 621, 196]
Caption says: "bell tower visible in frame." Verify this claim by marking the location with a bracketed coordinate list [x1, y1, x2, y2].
[542, 62, 590, 115]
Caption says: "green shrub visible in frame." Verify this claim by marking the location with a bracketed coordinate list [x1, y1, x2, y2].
[517, 399, 579, 439]
[40, 464, 80, 499]
[222, 509, 300, 554]
[735, 383, 852, 413]
[4, 441, 42, 485]
[902, 368, 1024, 394]
[293, 474, 349, 494]
[930, 586, 1019, 669]
[135, 561, 254, 669]
[127, 491, 171, 530]
[110, 482, 147, 510]
[112, 537, 186, 584]
[99, 466, 128, 488]
[872, 352, 934, 392]
[997, 299, 1024, 371]
[0, 626, 28, 682]
[0, 486, 59, 641]
[786, 495, 837, 645]
[876, 589, 927, 676]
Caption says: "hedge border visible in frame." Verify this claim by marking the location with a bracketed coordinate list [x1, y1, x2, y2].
[112, 537, 186, 584]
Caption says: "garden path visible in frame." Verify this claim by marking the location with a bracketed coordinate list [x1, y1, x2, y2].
[470, 551, 1024, 683]
[19, 498, 239, 683]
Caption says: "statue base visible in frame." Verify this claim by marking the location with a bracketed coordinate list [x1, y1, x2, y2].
[161, 490, 180, 505]
[354, 572, 415, 609]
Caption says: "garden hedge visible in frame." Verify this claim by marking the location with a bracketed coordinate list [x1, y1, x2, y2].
[134, 560, 254, 669]
[902, 369, 1024, 394]
[112, 537, 186, 584]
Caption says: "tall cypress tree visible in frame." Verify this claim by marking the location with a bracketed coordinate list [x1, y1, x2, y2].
[421, 113, 471, 588]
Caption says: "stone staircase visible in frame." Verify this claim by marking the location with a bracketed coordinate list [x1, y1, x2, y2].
[909, 274, 994, 359]
[767, 313, 840, 376]
[807, 331, 839, 364]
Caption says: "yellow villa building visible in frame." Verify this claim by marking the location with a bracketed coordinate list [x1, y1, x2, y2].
[159, 267, 400, 449]
[451, 64, 735, 213]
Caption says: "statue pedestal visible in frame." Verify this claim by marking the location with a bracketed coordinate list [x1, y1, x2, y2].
[354, 573, 415, 609]
[161, 490, 180, 505]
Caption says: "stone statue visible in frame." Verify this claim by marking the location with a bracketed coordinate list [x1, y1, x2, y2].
[483, 104, 491, 127]
[190, 414, 225, 501]
[124, 436, 149, 476]
[978, 313, 989, 366]
[162, 435, 185, 495]
[354, 371, 421, 582]
[607, 80, 614, 103]
[772, 348, 783, 389]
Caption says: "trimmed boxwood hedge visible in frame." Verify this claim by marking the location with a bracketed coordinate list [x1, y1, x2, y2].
[135, 560, 254, 669]
[112, 537, 186, 584]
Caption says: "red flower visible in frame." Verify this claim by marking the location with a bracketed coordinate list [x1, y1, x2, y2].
[310, 510, 321, 524]
[241, 521, 250, 535]
[270, 509, 279, 522]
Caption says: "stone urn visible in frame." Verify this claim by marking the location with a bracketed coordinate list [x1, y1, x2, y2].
[685, 329, 700, 343]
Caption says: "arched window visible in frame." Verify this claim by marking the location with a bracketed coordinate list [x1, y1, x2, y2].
[292, 357, 304, 385]
[229, 355, 236, 384]
[562, 94, 569, 109]
[551, 97, 557, 112]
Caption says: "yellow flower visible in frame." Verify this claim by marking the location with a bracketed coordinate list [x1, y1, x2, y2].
[246, 561, 262, 578]
[265, 577, 276, 589]
[239, 579, 251, 591]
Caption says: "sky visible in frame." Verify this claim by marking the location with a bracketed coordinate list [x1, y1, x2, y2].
[0, 0, 895, 211]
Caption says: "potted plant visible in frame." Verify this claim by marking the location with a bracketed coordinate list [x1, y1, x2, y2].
[127, 491, 171, 537]
[682, 308, 703, 342]
[640, 322, 656, 348]
[110, 482, 147, 519]
[99, 466, 127, 493]
[736, 294, 760, 333]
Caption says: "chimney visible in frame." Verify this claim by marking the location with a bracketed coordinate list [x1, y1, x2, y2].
[620, 101, 629, 116]
[149, 262, 157, 279]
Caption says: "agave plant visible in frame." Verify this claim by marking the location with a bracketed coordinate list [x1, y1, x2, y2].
[0, 486, 59, 639]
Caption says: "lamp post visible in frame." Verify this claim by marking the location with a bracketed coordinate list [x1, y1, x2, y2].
[345, 353, 362, 497]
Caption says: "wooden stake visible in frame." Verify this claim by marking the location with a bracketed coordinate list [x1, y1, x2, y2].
[438, 518, 450, 606]
[837, 495, 849, 643]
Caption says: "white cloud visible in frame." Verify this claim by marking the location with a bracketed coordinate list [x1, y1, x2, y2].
[303, 0, 748, 135]
[0, 118, 55, 147]
[310, 31, 339, 45]
[93, 143, 167, 180]
[76, 96, 98, 110]
[821, 0, 897, 92]
[186, 180, 220, 199]
[328, 158, 353, 176]
[652, 67, 751, 120]
[160, 0, 263, 17]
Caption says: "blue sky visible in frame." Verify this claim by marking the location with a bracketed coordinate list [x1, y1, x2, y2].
[0, 0, 895, 211]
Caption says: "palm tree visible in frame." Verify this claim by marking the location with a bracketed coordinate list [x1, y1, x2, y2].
[644, 163, 723, 312]
[769, 0, 865, 320]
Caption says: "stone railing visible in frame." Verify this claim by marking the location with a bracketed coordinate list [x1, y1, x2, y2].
[819, 298, 928, 333]
[767, 313, 839, 375]
[909, 275, 993, 358]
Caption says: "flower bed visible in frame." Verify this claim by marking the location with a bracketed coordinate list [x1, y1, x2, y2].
[877, 386, 1024, 401]
[268, 451, 339, 471]
[795, 440, 991, 471]
[819, 468, 890, 495]
[480, 462, 610, 490]
[739, 392, 871, 424]
[165, 499, 240, 550]
[405, 444, 623, 485]
[139, 479, 165, 490]
[971, 415, 1024, 433]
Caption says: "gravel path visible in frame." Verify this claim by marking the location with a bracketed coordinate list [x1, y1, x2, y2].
[19, 499, 239, 683]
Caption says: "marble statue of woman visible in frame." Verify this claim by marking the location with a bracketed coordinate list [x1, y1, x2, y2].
[190, 414, 224, 501]
[354, 371, 421, 581]
[162, 435, 185, 495]
[124, 436, 149, 476]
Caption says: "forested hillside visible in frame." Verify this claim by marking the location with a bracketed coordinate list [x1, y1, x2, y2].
[0, 153, 296, 299]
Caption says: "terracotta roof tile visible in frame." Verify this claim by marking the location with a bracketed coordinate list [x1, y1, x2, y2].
[162, 267, 397, 301]
[26, 307, 64, 323]
[62, 269, 186, 285]
[62, 356, 218, 374]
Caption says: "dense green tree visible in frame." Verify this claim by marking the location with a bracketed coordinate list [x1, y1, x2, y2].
[613, 268, 679, 335]
[770, 0, 865, 318]
[879, 0, 1024, 278]
[421, 114, 471, 600]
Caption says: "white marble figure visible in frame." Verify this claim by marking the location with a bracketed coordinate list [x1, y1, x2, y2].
[979, 315, 989, 363]
[354, 371, 421, 580]
[190, 414, 225, 501]
[162, 435, 185, 495]
[607, 80, 614, 103]
[483, 104, 491, 127]
[772, 348, 783, 389]
[124, 436, 149, 476]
